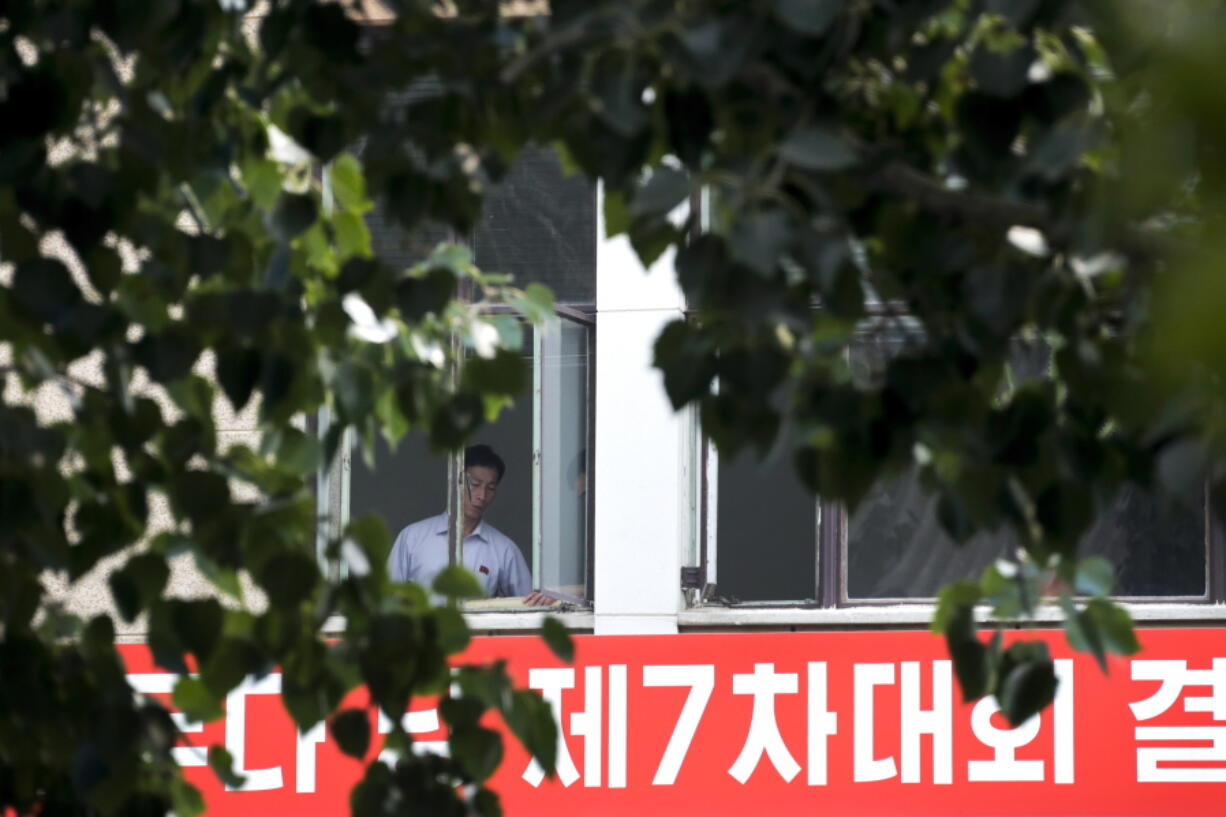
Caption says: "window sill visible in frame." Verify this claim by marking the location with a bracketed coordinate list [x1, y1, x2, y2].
[464, 609, 594, 634]
[678, 602, 1226, 629]
[321, 610, 595, 635]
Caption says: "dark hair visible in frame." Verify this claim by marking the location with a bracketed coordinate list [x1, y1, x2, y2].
[464, 444, 506, 481]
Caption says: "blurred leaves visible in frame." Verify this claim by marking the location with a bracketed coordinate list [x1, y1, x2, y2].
[0, 0, 1218, 814]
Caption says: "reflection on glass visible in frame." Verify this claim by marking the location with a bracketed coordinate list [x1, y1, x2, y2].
[845, 469, 1009, 599]
[453, 331, 536, 604]
[474, 148, 596, 304]
[716, 449, 817, 603]
[538, 317, 590, 600]
[845, 471, 1206, 599]
[845, 334, 1205, 600]
[1079, 485, 1205, 597]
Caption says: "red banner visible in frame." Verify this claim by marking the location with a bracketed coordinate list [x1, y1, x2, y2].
[119, 627, 1226, 816]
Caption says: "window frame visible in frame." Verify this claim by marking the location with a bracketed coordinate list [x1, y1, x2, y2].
[690, 429, 1226, 613]
[316, 305, 597, 609]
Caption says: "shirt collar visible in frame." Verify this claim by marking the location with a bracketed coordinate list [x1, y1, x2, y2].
[432, 513, 488, 541]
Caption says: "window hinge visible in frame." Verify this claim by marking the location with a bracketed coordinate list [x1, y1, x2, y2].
[680, 566, 703, 590]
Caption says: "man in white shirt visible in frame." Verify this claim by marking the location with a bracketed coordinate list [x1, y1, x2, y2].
[388, 444, 539, 600]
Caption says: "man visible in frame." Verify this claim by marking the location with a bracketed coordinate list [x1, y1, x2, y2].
[388, 444, 549, 602]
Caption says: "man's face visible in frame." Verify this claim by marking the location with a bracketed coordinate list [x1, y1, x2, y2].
[462, 465, 500, 524]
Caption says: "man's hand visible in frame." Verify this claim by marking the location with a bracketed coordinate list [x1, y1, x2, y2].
[523, 590, 559, 607]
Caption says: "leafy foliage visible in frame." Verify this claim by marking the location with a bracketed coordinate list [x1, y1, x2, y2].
[0, 0, 1221, 813]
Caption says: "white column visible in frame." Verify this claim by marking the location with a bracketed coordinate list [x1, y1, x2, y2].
[593, 182, 687, 634]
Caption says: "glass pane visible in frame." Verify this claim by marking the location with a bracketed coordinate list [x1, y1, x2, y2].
[1080, 485, 1205, 597]
[474, 147, 596, 304]
[539, 317, 590, 600]
[845, 469, 1009, 599]
[360, 334, 534, 601]
[455, 328, 536, 602]
[845, 471, 1207, 599]
[844, 334, 1206, 600]
[350, 431, 449, 567]
[716, 449, 817, 603]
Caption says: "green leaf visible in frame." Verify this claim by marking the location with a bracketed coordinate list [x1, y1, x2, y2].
[432, 566, 485, 600]
[512, 282, 556, 325]
[779, 126, 858, 170]
[727, 208, 792, 274]
[945, 611, 993, 702]
[603, 189, 629, 237]
[471, 787, 503, 817]
[192, 550, 244, 600]
[173, 676, 224, 723]
[463, 349, 526, 397]
[503, 689, 557, 777]
[1062, 602, 1107, 672]
[1085, 598, 1140, 657]
[208, 744, 246, 789]
[170, 778, 205, 817]
[346, 513, 392, 567]
[133, 330, 202, 383]
[996, 644, 1058, 727]
[333, 210, 372, 259]
[628, 219, 680, 269]
[273, 427, 322, 475]
[167, 598, 225, 662]
[456, 664, 512, 712]
[450, 724, 503, 783]
[201, 637, 261, 698]
[434, 606, 471, 654]
[396, 267, 457, 321]
[970, 43, 1035, 99]
[216, 347, 261, 414]
[13, 258, 82, 326]
[257, 551, 320, 607]
[242, 158, 282, 209]
[979, 562, 1024, 619]
[329, 153, 371, 213]
[1074, 556, 1114, 596]
[931, 580, 981, 634]
[629, 167, 689, 219]
[272, 192, 318, 241]
[541, 616, 574, 663]
[331, 708, 372, 759]
[168, 470, 230, 527]
[773, 0, 843, 36]
[108, 552, 170, 622]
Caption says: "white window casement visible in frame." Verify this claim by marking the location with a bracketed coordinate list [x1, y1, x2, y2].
[319, 147, 599, 618]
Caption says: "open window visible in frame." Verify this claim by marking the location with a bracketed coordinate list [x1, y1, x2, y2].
[324, 145, 596, 609]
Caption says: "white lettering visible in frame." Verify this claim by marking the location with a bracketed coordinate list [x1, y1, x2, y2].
[1132, 658, 1226, 782]
[570, 666, 603, 787]
[900, 661, 952, 784]
[225, 675, 283, 791]
[295, 722, 326, 793]
[728, 663, 801, 784]
[128, 673, 207, 768]
[608, 665, 627, 789]
[807, 662, 838, 786]
[642, 665, 715, 786]
[967, 698, 1043, 782]
[523, 668, 581, 787]
[854, 663, 896, 781]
